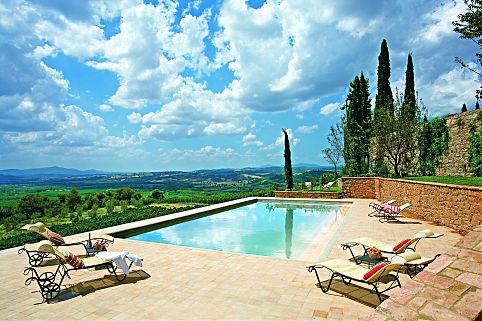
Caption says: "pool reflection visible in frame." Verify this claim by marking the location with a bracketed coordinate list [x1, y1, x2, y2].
[128, 201, 348, 260]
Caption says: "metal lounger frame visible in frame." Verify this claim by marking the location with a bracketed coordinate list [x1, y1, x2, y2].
[403, 254, 441, 278]
[18, 238, 112, 267]
[378, 204, 411, 223]
[23, 254, 135, 302]
[368, 200, 396, 218]
[307, 264, 402, 303]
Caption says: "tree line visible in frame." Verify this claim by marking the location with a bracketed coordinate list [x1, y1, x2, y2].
[322, 39, 472, 177]
[0, 187, 274, 231]
[321, 2, 481, 178]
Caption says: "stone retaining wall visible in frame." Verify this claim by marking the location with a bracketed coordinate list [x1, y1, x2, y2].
[340, 177, 482, 234]
[365, 226, 482, 321]
[339, 177, 377, 199]
[274, 191, 342, 199]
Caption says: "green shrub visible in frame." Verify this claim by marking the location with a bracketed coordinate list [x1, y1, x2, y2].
[418, 117, 449, 175]
[0, 205, 196, 250]
[469, 127, 482, 176]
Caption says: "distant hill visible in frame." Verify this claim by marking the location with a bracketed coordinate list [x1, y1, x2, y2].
[254, 163, 332, 171]
[0, 166, 109, 177]
[0, 164, 335, 187]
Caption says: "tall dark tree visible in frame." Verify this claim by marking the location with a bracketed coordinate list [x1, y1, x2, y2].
[359, 72, 372, 170]
[374, 39, 394, 118]
[343, 73, 371, 176]
[453, 0, 482, 100]
[282, 128, 293, 190]
[372, 39, 394, 174]
[373, 92, 419, 177]
[462, 103, 468, 112]
[343, 76, 361, 175]
[476, 101, 480, 109]
[402, 54, 418, 121]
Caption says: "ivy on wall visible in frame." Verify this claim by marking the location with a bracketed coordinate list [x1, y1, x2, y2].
[418, 117, 449, 175]
[469, 112, 482, 177]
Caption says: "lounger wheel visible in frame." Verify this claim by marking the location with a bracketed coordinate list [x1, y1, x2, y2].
[38, 272, 56, 285]
[41, 282, 60, 301]
[28, 253, 45, 267]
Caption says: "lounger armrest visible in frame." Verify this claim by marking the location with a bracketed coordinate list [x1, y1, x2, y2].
[340, 241, 360, 249]
[306, 264, 322, 270]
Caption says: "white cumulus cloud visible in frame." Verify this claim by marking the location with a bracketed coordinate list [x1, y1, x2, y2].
[127, 112, 142, 124]
[320, 102, 341, 115]
[297, 124, 318, 134]
[99, 104, 113, 112]
[242, 133, 263, 147]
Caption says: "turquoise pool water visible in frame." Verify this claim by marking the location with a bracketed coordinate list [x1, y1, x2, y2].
[128, 201, 350, 260]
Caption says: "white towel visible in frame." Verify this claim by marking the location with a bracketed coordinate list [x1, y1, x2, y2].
[96, 251, 142, 275]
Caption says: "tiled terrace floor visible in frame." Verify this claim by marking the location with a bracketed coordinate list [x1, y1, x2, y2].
[0, 199, 461, 320]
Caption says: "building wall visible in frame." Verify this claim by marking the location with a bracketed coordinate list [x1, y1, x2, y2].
[340, 177, 482, 234]
[436, 109, 482, 176]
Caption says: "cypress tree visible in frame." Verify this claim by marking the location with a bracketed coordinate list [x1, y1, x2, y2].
[344, 76, 360, 175]
[476, 101, 480, 110]
[360, 73, 372, 172]
[374, 39, 394, 117]
[282, 128, 293, 190]
[418, 116, 433, 175]
[372, 39, 393, 175]
[343, 73, 371, 175]
[462, 103, 468, 112]
[402, 53, 417, 121]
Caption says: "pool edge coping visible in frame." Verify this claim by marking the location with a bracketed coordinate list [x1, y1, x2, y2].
[74, 197, 354, 241]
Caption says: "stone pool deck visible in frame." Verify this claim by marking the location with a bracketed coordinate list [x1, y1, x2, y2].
[367, 225, 482, 321]
[0, 199, 464, 320]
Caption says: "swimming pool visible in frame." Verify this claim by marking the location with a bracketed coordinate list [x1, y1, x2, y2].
[128, 201, 351, 261]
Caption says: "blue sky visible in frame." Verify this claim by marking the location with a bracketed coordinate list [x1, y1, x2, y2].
[0, 0, 480, 171]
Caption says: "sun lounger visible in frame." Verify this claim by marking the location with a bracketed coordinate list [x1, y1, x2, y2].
[307, 258, 403, 303]
[20, 222, 114, 266]
[368, 200, 396, 217]
[340, 229, 443, 264]
[378, 203, 412, 222]
[22, 240, 142, 302]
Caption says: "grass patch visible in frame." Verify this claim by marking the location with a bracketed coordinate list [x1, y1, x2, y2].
[403, 176, 482, 187]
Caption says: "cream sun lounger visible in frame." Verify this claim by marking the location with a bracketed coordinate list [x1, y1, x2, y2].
[307, 258, 403, 303]
[307, 250, 441, 303]
[22, 240, 142, 302]
[20, 222, 114, 266]
[341, 229, 443, 264]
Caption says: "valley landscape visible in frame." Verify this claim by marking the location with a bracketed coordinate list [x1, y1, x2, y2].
[0, 164, 337, 250]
